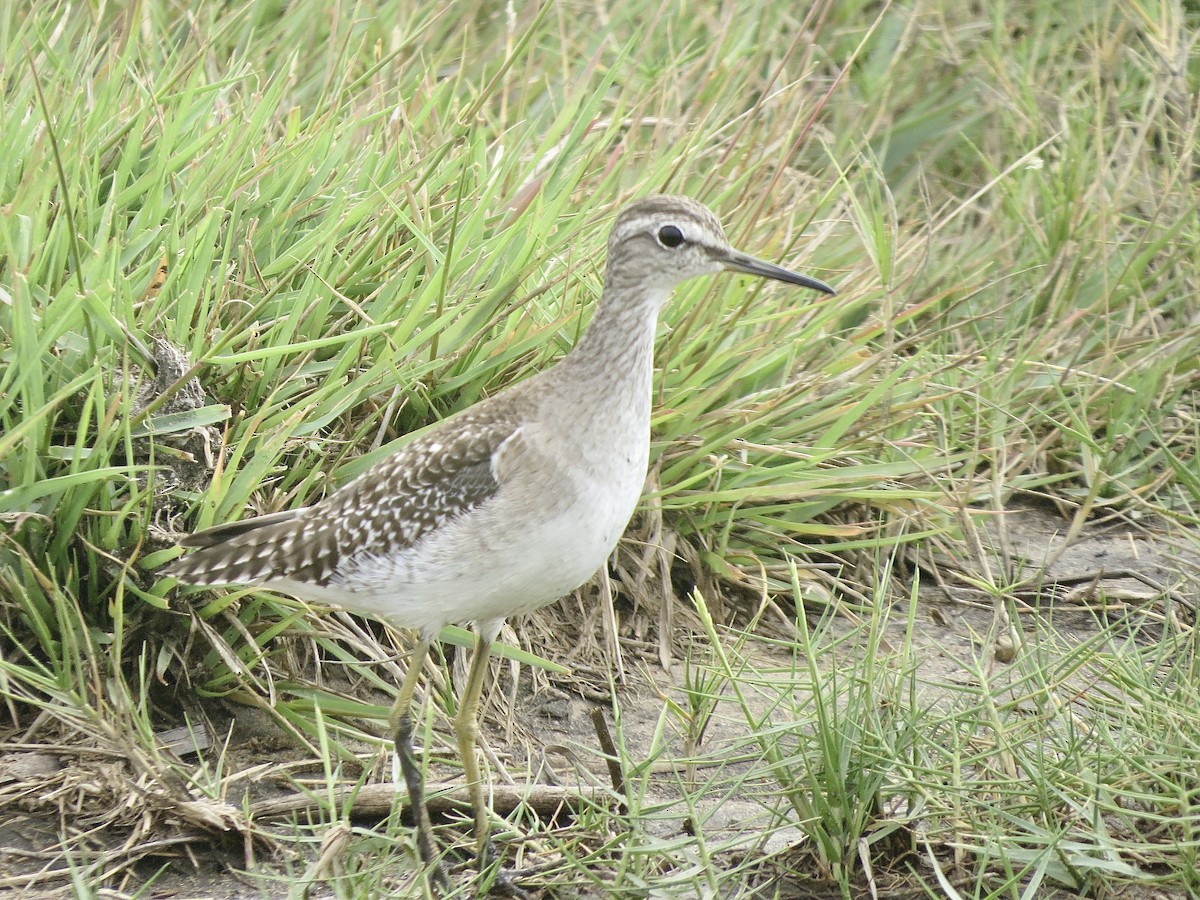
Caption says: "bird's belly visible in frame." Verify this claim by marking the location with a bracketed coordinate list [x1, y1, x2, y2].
[314, 467, 643, 637]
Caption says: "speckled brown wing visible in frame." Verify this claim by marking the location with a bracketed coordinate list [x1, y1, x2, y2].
[166, 410, 522, 589]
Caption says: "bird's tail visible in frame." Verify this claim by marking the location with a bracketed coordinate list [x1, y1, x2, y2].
[165, 508, 308, 586]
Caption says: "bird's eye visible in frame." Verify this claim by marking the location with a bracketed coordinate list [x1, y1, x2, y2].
[657, 225, 685, 248]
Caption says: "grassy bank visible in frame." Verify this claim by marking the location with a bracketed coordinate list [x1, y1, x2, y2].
[1, 1, 1198, 897]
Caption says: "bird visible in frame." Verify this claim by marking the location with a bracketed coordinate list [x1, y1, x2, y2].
[167, 194, 835, 888]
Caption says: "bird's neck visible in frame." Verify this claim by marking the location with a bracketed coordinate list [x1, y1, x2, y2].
[530, 285, 666, 451]
[559, 285, 667, 392]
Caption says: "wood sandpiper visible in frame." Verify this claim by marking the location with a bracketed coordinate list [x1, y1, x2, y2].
[167, 194, 835, 889]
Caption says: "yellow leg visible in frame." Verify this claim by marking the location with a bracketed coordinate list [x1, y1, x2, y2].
[455, 630, 496, 866]
[388, 639, 448, 889]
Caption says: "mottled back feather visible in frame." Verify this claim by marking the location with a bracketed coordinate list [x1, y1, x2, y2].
[167, 404, 523, 588]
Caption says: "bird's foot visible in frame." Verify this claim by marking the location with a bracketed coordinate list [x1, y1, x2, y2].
[426, 860, 451, 895]
[475, 837, 531, 899]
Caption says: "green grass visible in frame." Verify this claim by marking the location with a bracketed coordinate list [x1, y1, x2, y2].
[1, 0, 1199, 897]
